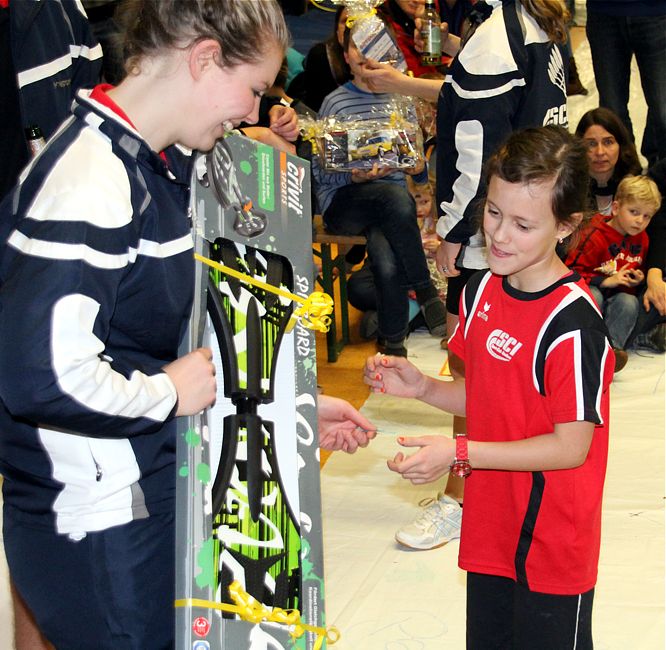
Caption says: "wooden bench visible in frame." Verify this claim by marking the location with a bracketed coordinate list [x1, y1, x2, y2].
[312, 215, 366, 362]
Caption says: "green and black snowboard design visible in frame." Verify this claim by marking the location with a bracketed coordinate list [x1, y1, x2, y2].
[207, 240, 301, 611]
[175, 134, 326, 650]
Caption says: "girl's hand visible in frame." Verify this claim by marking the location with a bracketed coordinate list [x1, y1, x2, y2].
[163, 348, 216, 416]
[423, 237, 440, 253]
[387, 435, 454, 484]
[351, 163, 393, 183]
[364, 353, 427, 398]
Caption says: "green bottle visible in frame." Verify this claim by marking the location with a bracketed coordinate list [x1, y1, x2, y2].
[421, 0, 442, 66]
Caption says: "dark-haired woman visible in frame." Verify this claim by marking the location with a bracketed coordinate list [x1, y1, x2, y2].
[575, 106, 642, 215]
[287, 6, 349, 113]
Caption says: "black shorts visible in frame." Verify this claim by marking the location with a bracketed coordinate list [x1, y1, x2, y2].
[445, 268, 485, 315]
[4, 507, 175, 649]
[466, 572, 594, 649]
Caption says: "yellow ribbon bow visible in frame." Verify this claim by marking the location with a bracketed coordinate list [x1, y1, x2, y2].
[195, 253, 333, 333]
[346, 6, 376, 27]
[175, 580, 340, 649]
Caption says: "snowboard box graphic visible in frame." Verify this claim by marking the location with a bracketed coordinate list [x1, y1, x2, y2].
[175, 134, 327, 649]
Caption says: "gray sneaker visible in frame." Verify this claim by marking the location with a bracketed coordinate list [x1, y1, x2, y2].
[395, 493, 462, 550]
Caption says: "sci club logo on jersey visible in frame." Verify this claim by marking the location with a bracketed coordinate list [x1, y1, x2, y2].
[543, 45, 567, 126]
[543, 103, 567, 127]
[486, 328, 523, 361]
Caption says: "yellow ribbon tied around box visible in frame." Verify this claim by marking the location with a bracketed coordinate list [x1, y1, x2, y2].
[195, 253, 333, 333]
[175, 580, 340, 650]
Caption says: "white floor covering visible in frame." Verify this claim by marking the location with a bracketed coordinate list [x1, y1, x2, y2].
[322, 333, 664, 649]
[0, 27, 660, 650]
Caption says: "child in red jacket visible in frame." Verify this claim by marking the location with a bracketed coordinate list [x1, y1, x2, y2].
[566, 175, 662, 370]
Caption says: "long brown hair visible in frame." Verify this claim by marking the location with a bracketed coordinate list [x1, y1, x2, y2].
[520, 0, 570, 44]
[326, 6, 350, 85]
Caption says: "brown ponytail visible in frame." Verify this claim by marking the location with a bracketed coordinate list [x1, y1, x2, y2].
[117, 0, 290, 75]
[520, 0, 570, 45]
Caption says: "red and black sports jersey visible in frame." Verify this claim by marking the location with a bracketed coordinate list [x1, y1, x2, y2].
[449, 270, 614, 595]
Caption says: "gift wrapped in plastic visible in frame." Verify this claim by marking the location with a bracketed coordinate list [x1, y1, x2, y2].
[301, 107, 424, 172]
[333, 0, 407, 72]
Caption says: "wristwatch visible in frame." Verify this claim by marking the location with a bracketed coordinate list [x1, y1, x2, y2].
[450, 434, 472, 478]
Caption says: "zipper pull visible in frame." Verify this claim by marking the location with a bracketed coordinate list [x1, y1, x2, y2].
[94, 460, 103, 482]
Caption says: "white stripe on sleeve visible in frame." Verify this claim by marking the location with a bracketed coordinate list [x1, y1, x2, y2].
[51, 294, 177, 422]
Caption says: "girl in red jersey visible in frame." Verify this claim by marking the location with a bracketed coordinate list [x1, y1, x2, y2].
[365, 126, 615, 649]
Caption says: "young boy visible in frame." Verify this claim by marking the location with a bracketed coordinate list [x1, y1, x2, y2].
[566, 175, 662, 370]
[312, 27, 446, 356]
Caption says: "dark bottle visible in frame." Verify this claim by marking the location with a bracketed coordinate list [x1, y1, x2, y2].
[421, 0, 442, 66]
[25, 125, 46, 157]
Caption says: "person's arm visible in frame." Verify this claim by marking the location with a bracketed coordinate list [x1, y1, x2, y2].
[0, 166, 213, 436]
[386, 420, 594, 484]
[565, 221, 622, 288]
[360, 59, 444, 102]
[434, 15, 523, 253]
[240, 126, 296, 154]
[64, 0, 104, 91]
[385, 282, 612, 485]
[643, 172, 666, 314]
[600, 267, 644, 290]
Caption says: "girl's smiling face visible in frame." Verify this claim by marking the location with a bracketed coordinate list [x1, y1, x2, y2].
[483, 176, 577, 292]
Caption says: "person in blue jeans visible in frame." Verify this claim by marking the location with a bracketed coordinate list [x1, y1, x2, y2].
[586, 0, 666, 166]
[313, 27, 446, 356]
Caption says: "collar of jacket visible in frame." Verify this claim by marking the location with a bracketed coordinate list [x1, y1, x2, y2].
[72, 88, 193, 185]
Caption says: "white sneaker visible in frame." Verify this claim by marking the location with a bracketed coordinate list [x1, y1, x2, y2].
[395, 493, 462, 550]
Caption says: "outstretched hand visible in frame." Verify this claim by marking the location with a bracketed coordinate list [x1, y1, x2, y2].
[387, 435, 454, 484]
[364, 353, 427, 398]
[317, 394, 377, 453]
